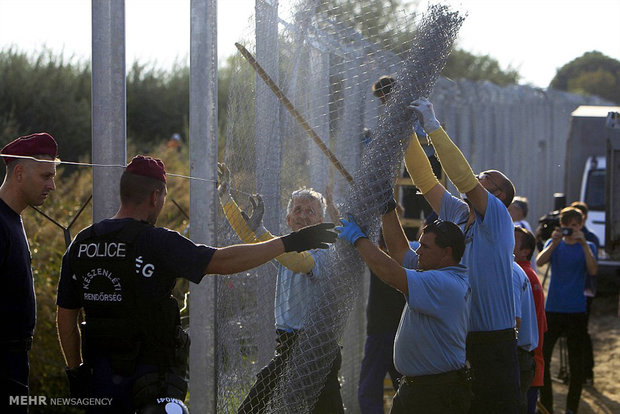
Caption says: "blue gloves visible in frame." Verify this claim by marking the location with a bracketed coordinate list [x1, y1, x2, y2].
[336, 216, 367, 245]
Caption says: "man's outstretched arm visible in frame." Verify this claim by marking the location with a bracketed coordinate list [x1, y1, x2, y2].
[337, 217, 408, 294]
[205, 222, 336, 275]
[409, 99, 488, 216]
[382, 208, 412, 266]
[402, 127, 446, 214]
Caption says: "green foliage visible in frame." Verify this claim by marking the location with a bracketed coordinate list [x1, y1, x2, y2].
[550, 51, 620, 104]
[0, 49, 91, 163]
[0, 49, 231, 165]
[316, 1, 519, 85]
[443, 49, 520, 86]
[316, 0, 418, 54]
[126, 62, 190, 146]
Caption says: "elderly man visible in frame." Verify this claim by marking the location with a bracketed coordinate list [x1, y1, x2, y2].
[1, 132, 58, 412]
[404, 98, 520, 413]
[217, 164, 344, 414]
[56, 156, 336, 413]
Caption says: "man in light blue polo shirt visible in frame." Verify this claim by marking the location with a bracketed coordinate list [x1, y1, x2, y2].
[513, 262, 538, 413]
[404, 98, 520, 413]
[216, 170, 344, 414]
[337, 210, 471, 414]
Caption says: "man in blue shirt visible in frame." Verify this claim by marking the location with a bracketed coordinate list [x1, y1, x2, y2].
[0, 132, 58, 413]
[404, 98, 520, 413]
[537, 207, 597, 414]
[217, 165, 344, 414]
[512, 262, 538, 413]
[337, 208, 471, 414]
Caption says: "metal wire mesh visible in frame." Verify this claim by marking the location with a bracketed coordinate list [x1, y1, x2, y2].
[214, 2, 463, 413]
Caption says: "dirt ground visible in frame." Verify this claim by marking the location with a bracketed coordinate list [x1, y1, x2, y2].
[545, 292, 620, 414]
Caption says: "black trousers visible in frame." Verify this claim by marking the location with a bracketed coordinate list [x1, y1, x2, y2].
[237, 330, 344, 414]
[390, 370, 471, 414]
[583, 297, 594, 379]
[1, 343, 30, 414]
[466, 329, 521, 414]
[517, 348, 535, 414]
[541, 312, 587, 414]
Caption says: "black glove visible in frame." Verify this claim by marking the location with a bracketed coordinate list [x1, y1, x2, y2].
[65, 363, 91, 398]
[383, 197, 398, 215]
[280, 222, 337, 252]
[242, 194, 265, 233]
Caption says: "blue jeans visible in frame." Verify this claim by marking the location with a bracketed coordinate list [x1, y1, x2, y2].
[358, 331, 402, 414]
[526, 387, 540, 414]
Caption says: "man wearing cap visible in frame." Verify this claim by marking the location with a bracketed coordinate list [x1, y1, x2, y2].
[55, 155, 337, 413]
[0, 132, 58, 412]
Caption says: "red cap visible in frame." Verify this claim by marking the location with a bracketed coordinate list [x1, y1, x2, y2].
[126, 155, 167, 183]
[1, 132, 58, 165]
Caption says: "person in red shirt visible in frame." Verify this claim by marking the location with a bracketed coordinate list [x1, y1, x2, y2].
[514, 226, 547, 414]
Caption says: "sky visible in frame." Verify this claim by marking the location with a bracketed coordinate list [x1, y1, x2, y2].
[0, 0, 619, 88]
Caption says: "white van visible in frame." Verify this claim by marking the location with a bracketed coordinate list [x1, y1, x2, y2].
[580, 156, 619, 267]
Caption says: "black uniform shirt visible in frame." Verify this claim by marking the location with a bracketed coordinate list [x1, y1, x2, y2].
[0, 198, 35, 340]
[366, 271, 406, 335]
[57, 218, 216, 309]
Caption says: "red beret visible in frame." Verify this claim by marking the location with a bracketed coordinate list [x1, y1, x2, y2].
[126, 155, 167, 183]
[1, 132, 58, 165]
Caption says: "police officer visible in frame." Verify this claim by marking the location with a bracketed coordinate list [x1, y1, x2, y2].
[56, 155, 337, 413]
[0, 133, 58, 413]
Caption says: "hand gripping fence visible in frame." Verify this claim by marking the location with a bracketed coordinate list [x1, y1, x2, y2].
[229, 4, 465, 413]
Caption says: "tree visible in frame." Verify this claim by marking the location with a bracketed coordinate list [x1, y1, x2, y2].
[443, 49, 520, 86]
[0, 49, 91, 163]
[126, 62, 190, 146]
[550, 51, 620, 104]
[315, 1, 518, 84]
[315, 0, 418, 55]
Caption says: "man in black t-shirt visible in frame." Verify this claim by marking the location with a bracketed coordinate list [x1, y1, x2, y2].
[0, 133, 58, 413]
[56, 155, 337, 413]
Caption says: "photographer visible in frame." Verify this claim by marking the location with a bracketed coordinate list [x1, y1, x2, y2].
[536, 207, 597, 414]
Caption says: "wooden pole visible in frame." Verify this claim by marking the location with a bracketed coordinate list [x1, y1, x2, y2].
[235, 42, 354, 185]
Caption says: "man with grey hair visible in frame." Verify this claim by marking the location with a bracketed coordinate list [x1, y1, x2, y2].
[509, 196, 532, 232]
[217, 164, 344, 414]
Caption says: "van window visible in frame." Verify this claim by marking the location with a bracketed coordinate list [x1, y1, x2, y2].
[585, 169, 605, 211]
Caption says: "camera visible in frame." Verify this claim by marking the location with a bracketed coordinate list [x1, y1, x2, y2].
[536, 210, 560, 243]
[561, 227, 573, 236]
[535, 193, 566, 250]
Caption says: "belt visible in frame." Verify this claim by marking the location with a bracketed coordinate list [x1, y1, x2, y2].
[0, 337, 33, 352]
[518, 347, 535, 357]
[400, 367, 470, 386]
[467, 328, 517, 345]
